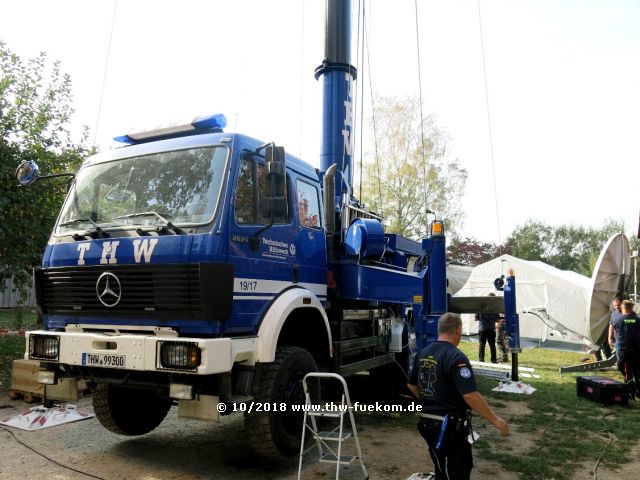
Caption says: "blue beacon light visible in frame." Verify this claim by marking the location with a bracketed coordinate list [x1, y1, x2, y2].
[113, 113, 227, 144]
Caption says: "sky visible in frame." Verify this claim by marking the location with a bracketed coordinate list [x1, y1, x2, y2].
[1, 0, 639, 244]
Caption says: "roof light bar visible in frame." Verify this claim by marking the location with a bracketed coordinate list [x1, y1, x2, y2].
[114, 113, 227, 144]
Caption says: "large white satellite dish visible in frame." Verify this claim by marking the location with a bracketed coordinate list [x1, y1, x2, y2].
[585, 233, 631, 343]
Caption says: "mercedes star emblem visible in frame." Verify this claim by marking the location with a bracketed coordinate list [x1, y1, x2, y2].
[96, 272, 122, 307]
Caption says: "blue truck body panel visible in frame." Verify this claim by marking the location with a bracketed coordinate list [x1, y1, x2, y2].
[40, 133, 328, 337]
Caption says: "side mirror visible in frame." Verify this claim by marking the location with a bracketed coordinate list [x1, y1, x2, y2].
[16, 160, 40, 186]
[261, 144, 287, 219]
[15, 160, 75, 189]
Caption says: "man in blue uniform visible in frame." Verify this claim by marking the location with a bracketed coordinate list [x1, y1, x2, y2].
[408, 312, 509, 480]
[608, 300, 640, 398]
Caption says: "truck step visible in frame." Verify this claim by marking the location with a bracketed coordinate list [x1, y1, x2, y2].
[316, 431, 352, 441]
[320, 454, 358, 465]
[307, 409, 345, 418]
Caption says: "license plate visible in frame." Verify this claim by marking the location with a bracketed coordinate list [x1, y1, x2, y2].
[82, 353, 126, 368]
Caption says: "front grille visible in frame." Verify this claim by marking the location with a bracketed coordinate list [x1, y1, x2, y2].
[37, 264, 202, 318]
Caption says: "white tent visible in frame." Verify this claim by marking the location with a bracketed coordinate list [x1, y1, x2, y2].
[454, 254, 595, 347]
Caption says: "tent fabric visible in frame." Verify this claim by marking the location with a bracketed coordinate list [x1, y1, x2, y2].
[454, 254, 595, 346]
[447, 264, 473, 295]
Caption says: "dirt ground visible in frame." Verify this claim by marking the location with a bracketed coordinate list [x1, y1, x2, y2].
[0, 388, 638, 480]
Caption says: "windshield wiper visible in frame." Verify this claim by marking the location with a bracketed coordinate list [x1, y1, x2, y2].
[58, 217, 108, 239]
[113, 211, 184, 235]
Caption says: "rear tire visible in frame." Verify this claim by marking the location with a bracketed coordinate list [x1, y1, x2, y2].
[93, 383, 172, 436]
[245, 346, 319, 458]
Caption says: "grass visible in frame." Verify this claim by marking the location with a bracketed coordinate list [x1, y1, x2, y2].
[0, 308, 38, 329]
[457, 340, 639, 479]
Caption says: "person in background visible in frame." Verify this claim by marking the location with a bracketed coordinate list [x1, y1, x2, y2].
[612, 297, 623, 314]
[408, 312, 509, 480]
[592, 297, 623, 361]
[496, 313, 509, 363]
[607, 297, 624, 360]
[604, 297, 623, 358]
[475, 300, 499, 364]
[609, 300, 640, 399]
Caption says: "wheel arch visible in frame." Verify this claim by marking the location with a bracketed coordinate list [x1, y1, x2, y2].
[255, 287, 332, 365]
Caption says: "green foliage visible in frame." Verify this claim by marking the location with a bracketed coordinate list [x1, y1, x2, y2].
[0, 308, 37, 329]
[0, 334, 27, 395]
[0, 41, 91, 297]
[505, 218, 627, 276]
[359, 95, 467, 239]
[0, 310, 34, 394]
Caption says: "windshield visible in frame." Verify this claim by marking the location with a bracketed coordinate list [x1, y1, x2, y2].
[56, 146, 228, 234]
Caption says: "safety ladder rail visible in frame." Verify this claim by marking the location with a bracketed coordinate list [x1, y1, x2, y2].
[297, 372, 368, 480]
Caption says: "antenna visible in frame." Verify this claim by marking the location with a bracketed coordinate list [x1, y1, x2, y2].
[585, 233, 631, 343]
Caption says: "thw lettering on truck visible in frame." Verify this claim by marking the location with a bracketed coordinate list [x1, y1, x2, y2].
[76, 239, 158, 265]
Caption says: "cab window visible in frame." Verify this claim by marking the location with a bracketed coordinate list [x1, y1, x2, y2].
[297, 180, 321, 229]
[235, 157, 290, 225]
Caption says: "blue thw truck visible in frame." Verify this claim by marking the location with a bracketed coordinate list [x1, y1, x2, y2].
[15, 0, 519, 458]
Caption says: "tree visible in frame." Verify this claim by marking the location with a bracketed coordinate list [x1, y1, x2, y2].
[448, 236, 501, 266]
[358, 95, 467, 239]
[505, 218, 627, 276]
[504, 220, 553, 262]
[0, 42, 91, 304]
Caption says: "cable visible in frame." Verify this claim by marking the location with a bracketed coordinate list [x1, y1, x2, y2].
[298, 0, 306, 158]
[536, 412, 565, 452]
[93, 0, 119, 147]
[0, 425, 106, 480]
[476, 0, 503, 251]
[414, 0, 429, 237]
[341, 0, 357, 200]
[593, 413, 614, 480]
[363, 4, 383, 213]
[357, 0, 364, 201]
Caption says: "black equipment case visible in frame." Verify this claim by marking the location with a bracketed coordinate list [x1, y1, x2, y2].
[576, 376, 629, 406]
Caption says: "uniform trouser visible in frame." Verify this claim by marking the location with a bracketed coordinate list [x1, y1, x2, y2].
[496, 325, 509, 362]
[478, 330, 497, 363]
[418, 418, 473, 480]
[617, 348, 640, 397]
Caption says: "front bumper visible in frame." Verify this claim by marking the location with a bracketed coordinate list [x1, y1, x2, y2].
[25, 330, 257, 375]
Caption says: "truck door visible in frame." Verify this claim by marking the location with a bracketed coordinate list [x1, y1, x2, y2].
[293, 177, 327, 300]
[228, 154, 298, 333]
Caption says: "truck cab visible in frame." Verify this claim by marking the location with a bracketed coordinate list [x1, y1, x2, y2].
[22, 115, 334, 457]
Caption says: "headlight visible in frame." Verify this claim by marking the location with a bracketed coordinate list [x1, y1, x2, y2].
[159, 341, 201, 370]
[29, 335, 60, 360]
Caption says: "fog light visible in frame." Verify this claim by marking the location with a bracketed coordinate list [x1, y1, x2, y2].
[159, 341, 201, 370]
[37, 370, 57, 385]
[29, 335, 60, 360]
[170, 383, 194, 400]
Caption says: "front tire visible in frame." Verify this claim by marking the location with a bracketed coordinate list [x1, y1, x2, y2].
[245, 346, 319, 458]
[93, 383, 172, 436]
